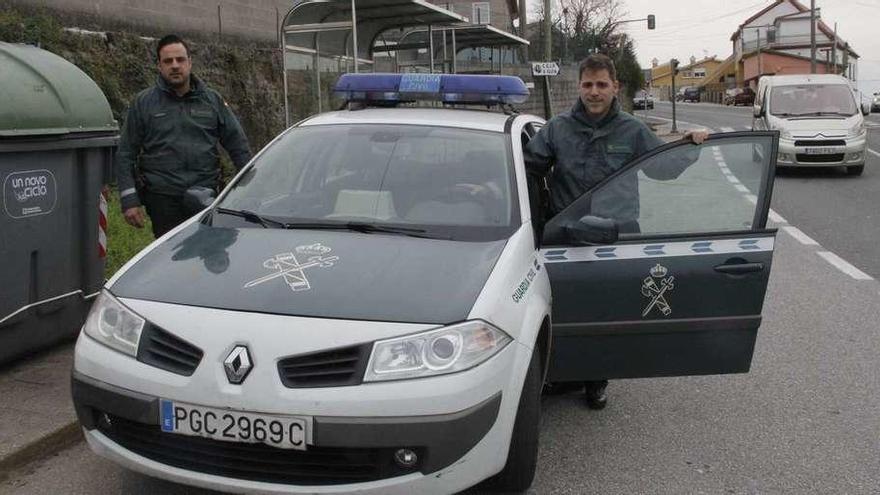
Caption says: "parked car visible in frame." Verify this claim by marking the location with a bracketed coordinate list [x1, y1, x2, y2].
[724, 88, 741, 105]
[72, 73, 781, 495]
[753, 74, 868, 176]
[872, 92, 880, 113]
[633, 91, 655, 109]
[681, 86, 701, 103]
[733, 87, 756, 106]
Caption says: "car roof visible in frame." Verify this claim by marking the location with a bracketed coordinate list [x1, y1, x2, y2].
[299, 107, 519, 132]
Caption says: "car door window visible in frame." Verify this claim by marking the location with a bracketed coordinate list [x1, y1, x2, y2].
[545, 133, 776, 239]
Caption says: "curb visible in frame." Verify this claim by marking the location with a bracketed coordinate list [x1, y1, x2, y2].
[0, 421, 81, 479]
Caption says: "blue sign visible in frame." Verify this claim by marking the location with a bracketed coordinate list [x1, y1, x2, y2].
[399, 74, 442, 93]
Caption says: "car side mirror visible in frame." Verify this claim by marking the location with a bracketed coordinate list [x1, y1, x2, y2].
[543, 215, 619, 245]
[183, 186, 217, 212]
[862, 102, 871, 116]
[753, 104, 763, 118]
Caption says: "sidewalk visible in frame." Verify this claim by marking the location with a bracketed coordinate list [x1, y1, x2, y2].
[0, 343, 79, 478]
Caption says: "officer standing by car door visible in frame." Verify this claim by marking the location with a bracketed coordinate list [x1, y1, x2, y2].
[524, 53, 708, 409]
[116, 34, 252, 238]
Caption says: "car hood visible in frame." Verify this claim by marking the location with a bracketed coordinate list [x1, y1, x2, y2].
[770, 114, 860, 136]
[109, 222, 507, 324]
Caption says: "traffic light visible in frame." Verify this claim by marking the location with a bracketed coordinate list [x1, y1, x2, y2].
[647, 14, 655, 30]
[670, 58, 680, 76]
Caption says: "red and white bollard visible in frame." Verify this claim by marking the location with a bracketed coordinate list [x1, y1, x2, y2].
[98, 187, 108, 259]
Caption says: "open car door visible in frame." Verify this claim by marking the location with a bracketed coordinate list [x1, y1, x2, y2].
[541, 132, 779, 381]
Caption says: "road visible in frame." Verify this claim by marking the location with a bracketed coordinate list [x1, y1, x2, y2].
[3, 103, 879, 494]
[644, 101, 880, 280]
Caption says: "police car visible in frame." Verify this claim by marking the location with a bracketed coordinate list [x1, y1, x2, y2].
[72, 73, 780, 494]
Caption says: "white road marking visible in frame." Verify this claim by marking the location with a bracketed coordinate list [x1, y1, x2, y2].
[745, 194, 758, 205]
[768, 209, 786, 224]
[720, 126, 736, 132]
[783, 226, 820, 246]
[868, 148, 880, 158]
[735, 184, 750, 193]
[726, 174, 740, 184]
[817, 251, 874, 280]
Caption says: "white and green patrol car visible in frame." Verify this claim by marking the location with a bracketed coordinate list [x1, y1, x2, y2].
[72, 73, 780, 494]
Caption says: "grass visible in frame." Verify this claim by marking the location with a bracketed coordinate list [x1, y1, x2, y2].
[105, 188, 154, 278]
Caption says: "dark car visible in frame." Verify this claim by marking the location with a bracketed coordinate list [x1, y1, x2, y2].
[733, 87, 756, 106]
[681, 87, 701, 103]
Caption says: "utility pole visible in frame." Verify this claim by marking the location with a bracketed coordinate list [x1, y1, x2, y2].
[542, 0, 553, 119]
[518, 0, 528, 63]
[831, 22, 837, 74]
[810, 0, 816, 74]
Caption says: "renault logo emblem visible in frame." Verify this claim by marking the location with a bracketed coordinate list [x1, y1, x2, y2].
[224, 346, 253, 384]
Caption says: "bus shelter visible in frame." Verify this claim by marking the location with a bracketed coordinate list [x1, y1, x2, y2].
[281, 0, 466, 123]
[383, 24, 529, 74]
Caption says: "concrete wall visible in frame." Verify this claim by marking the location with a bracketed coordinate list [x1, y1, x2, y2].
[12, 0, 289, 41]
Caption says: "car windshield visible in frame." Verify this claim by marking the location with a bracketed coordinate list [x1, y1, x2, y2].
[769, 84, 857, 116]
[214, 124, 517, 241]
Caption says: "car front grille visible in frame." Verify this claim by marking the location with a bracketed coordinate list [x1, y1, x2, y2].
[278, 344, 372, 388]
[136, 324, 203, 376]
[796, 153, 845, 163]
[794, 140, 846, 147]
[96, 415, 419, 485]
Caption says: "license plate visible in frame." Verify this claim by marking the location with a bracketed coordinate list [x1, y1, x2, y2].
[160, 400, 309, 450]
[804, 147, 843, 155]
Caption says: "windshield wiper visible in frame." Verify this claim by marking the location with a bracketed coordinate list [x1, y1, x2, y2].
[786, 111, 853, 117]
[215, 207, 287, 228]
[284, 221, 448, 239]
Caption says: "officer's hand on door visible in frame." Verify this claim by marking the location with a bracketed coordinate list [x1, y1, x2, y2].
[683, 130, 710, 145]
[124, 207, 146, 228]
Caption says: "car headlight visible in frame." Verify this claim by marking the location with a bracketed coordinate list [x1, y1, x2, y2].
[777, 128, 793, 140]
[847, 123, 866, 138]
[364, 320, 511, 382]
[82, 290, 145, 356]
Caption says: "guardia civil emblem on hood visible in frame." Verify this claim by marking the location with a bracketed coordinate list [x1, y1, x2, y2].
[244, 243, 339, 293]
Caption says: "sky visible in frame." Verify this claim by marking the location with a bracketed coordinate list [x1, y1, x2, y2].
[612, 0, 880, 96]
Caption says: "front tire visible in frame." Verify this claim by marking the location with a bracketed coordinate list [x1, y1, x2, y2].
[486, 349, 542, 493]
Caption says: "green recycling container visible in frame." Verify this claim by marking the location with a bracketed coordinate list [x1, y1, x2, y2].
[0, 41, 118, 364]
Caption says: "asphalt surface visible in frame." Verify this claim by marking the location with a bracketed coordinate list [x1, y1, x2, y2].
[646, 101, 880, 280]
[3, 102, 879, 494]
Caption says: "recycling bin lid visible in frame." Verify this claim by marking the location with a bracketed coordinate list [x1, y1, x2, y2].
[0, 42, 117, 138]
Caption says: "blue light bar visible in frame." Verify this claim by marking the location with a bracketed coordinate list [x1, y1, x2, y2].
[334, 73, 529, 105]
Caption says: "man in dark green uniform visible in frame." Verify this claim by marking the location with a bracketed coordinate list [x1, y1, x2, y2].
[116, 34, 252, 237]
[525, 54, 708, 409]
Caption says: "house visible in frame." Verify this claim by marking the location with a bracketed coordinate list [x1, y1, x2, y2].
[650, 56, 721, 101]
[730, 0, 858, 87]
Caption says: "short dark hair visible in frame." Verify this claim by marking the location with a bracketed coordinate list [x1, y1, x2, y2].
[156, 34, 190, 61]
[578, 54, 617, 81]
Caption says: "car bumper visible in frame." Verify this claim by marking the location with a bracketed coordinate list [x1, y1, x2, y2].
[72, 326, 533, 494]
[776, 137, 867, 167]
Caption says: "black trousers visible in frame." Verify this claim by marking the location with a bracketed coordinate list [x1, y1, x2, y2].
[142, 191, 200, 238]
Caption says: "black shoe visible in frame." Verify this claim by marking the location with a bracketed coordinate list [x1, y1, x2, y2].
[584, 380, 608, 410]
[542, 381, 585, 396]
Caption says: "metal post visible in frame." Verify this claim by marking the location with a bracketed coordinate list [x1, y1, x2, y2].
[542, 0, 552, 119]
[442, 30, 448, 73]
[428, 24, 434, 73]
[351, 0, 359, 73]
[282, 37, 290, 126]
[217, 4, 222, 41]
[499, 47, 504, 74]
[671, 62, 678, 134]
[315, 36, 322, 113]
[451, 29, 457, 73]
[757, 29, 762, 77]
[810, 0, 816, 74]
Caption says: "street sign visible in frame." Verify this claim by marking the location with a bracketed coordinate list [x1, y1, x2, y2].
[531, 62, 560, 77]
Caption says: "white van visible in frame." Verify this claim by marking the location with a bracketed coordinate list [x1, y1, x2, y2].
[753, 74, 870, 175]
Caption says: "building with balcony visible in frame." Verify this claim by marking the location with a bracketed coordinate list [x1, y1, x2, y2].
[730, 0, 858, 87]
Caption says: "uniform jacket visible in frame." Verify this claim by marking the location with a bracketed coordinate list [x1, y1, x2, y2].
[115, 75, 252, 210]
[524, 97, 691, 222]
